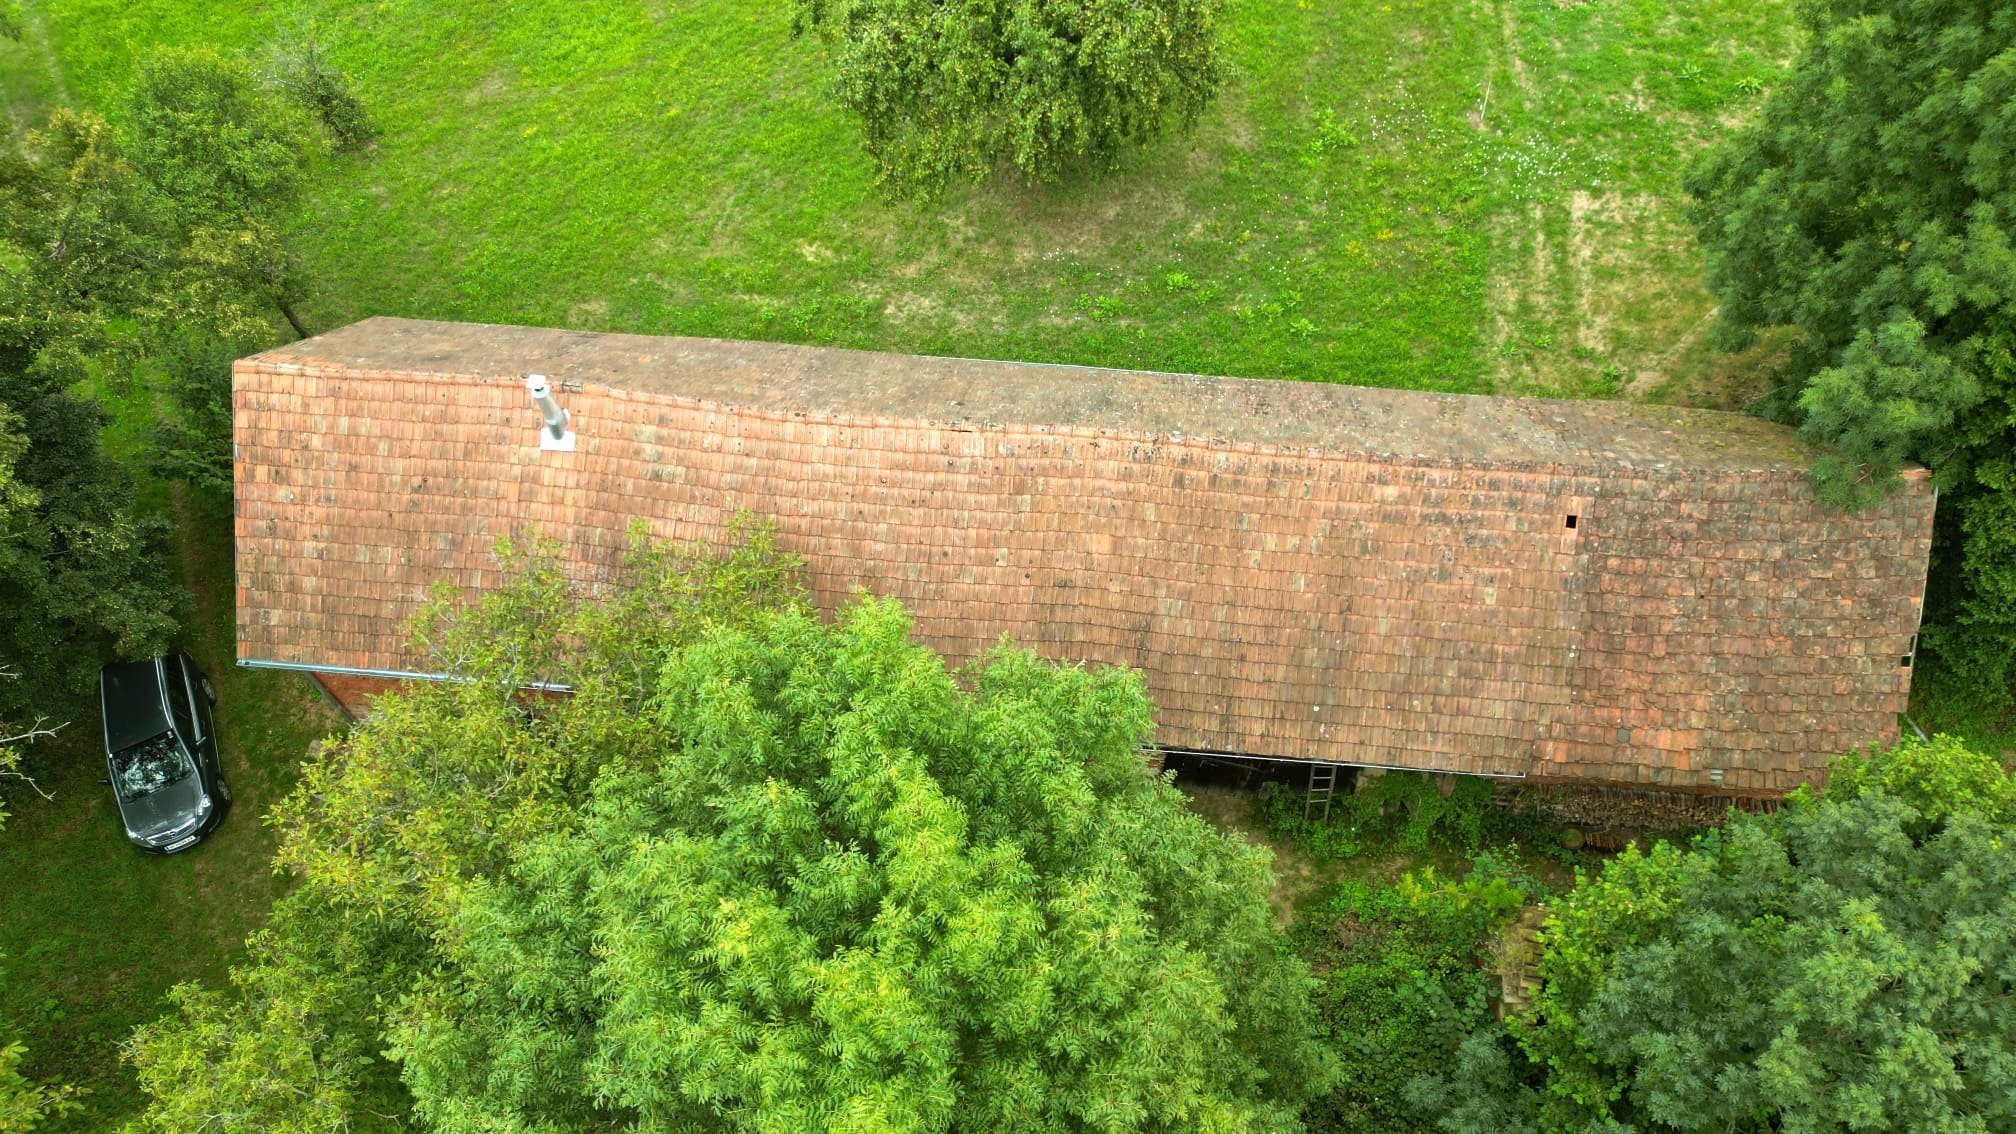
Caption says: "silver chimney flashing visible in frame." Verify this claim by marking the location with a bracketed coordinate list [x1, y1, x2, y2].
[524, 373, 576, 452]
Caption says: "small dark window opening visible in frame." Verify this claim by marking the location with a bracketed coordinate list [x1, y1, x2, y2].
[1900, 655, 1913, 667]
[1565, 514, 1579, 529]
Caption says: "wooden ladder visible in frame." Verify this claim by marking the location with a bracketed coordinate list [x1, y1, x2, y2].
[1304, 763, 1339, 822]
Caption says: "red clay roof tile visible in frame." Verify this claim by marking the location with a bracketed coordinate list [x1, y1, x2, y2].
[236, 318, 1935, 792]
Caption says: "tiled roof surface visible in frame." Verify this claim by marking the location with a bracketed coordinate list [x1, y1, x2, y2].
[236, 318, 1936, 792]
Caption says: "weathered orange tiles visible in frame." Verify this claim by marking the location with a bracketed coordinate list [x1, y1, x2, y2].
[235, 318, 1936, 793]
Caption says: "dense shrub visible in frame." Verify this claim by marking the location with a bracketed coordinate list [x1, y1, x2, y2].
[1416, 736, 2016, 1133]
[1260, 771, 1499, 861]
[792, 0, 1225, 198]
[1297, 856, 1542, 1134]
[265, 33, 373, 152]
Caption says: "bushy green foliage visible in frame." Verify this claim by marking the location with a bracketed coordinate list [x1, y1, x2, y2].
[124, 893, 414, 1134]
[1686, 0, 2016, 696]
[1261, 771, 1497, 861]
[264, 33, 373, 152]
[117, 46, 362, 483]
[1932, 488, 2016, 697]
[0, 392, 178, 713]
[128, 521, 1328, 1132]
[127, 47, 324, 341]
[127, 47, 319, 230]
[0, 113, 183, 710]
[1420, 738, 2016, 1133]
[1824, 731, 2016, 834]
[145, 333, 240, 496]
[792, 0, 1224, 198]
[124, 523, 805, 1133]
[1297, 856, 1541, 1134]
[0, 1035, 83, 1132]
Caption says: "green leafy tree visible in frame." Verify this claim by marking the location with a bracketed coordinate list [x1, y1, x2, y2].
[1685, 0, 2016, 697]
[124, 898, 405, 1134]
[0, 121, 181, 717]
[128, 520, 1329, 1132]
[127, 47, 323, 340]
[265, 31, 374, 152]
[792, 0, 1225, 198]
[1826, 731, 2016, 833]
[121, 47, 361, 491]
[0, 390, 180, 712]
[145, 332, 239, 496]
[1421, 737, 2016, 1133]
[0, 110, 156, 385]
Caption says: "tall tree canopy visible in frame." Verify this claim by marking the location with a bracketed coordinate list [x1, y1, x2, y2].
[126, 523, 1330, 1133]
[0, 43, 347, 711]
[793, 0, 1225, 198]
[126, 46, 323, 342]
[1686, 0, 2016, 697]
[1416, 735, 2016, 1134]
[0, 114, 181, 715]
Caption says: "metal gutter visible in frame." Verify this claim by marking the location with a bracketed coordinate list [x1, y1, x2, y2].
[1150, 744, 1528, 780]
[237, 657, 575, 694]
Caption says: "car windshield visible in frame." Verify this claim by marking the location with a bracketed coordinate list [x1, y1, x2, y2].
[110, 732, 193, 802]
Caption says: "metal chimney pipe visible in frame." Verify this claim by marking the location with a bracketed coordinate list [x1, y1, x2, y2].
[524, 373, 569, 440]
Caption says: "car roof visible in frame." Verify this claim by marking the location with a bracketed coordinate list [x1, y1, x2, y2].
[101, 657, 172, 753]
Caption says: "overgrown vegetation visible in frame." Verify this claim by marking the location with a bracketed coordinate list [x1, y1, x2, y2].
[1260, 771, 1493, 860]
[126, 524, 1331, 1131]
[1409, 735, 2016, 1133]
[1687, 0, 2016, 706]
[792, 0, 1225, 199]
[1258, 771, 1590, 867]
[1297, 856, 1542, 1134]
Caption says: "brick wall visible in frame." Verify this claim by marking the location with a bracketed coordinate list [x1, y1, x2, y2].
[310, 672, 406, 719]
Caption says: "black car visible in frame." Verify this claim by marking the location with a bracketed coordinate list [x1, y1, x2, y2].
[99, 650, 230, 853]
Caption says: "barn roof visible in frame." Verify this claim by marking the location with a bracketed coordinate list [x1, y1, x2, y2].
[235, 317, 1936, 792]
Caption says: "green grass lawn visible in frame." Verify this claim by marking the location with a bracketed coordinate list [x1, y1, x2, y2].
[16, 0, 1796, 398]
[0, 0, 1877, 1123]
[0, 488, 346, 1131]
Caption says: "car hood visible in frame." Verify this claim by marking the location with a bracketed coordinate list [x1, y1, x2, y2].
[120, 774, 207, 841]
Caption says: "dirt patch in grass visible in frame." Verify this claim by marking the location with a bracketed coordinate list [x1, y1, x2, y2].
[1479, 0, 1801, 403]
[1181, 784, 1348, 924]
